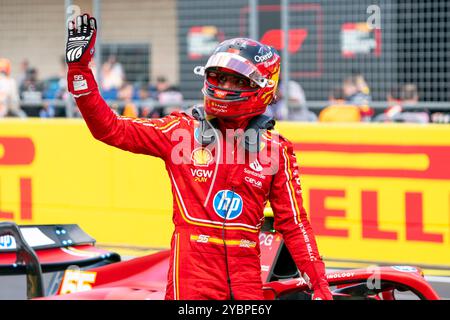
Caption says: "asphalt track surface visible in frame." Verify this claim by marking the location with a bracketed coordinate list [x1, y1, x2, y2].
[1, 268, 449, 300]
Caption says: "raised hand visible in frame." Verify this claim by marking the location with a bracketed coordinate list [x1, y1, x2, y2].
[66, 14, 97, 65]
[66, 14, 98, 95]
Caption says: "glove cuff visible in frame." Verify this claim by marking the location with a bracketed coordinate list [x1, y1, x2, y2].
[67, 65, 97, 95]
[303, 260, 333, 300]
[302, 259, 329, 290]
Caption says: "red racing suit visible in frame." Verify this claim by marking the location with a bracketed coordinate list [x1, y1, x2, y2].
[72, 86, 330, 300]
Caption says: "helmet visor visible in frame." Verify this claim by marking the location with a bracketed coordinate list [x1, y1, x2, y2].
[204, 52, 268, 88]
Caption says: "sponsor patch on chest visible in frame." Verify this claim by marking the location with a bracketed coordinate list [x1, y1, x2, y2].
[191, 168, 213, 182]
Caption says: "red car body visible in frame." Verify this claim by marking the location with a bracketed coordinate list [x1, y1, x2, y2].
[0, 222, 441, 300]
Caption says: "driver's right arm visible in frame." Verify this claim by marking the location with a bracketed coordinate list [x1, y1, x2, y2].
[74, 88, 182, 159]
[66, 14, 180, 159]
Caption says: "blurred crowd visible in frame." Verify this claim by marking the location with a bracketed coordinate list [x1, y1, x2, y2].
[266, 73, 449, 124]
[0, 56, 184, 119]
[0, 56, 448, 124]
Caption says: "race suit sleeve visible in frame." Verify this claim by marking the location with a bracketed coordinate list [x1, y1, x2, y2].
[269, 138, 330, 294]
[66, 13, 180, 159]
[74, 88, 181, 159]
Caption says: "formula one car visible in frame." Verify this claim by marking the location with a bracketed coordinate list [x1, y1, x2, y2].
[0, 220, 440, 300]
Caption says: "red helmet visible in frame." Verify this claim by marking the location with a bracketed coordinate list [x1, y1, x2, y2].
[194, 38, 281, 121]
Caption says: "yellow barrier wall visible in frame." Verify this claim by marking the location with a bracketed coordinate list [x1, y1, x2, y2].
[1, 119, 449, 266]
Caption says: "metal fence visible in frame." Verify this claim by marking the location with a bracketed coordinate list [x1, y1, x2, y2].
[178, 0, 450, 103]
[0, 0, 448, 119]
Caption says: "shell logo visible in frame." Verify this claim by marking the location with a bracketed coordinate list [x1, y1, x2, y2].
[191, 147, 213, 167]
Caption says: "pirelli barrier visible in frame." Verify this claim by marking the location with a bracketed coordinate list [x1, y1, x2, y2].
[0, 119, 449, 267]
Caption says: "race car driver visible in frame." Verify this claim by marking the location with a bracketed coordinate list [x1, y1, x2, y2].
[66, 14, 332, 300]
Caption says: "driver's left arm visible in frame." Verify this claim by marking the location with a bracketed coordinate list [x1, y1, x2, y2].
[268, 137, 332, 300]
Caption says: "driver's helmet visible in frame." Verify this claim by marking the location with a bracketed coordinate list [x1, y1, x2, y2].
[194, 38, 281, 121]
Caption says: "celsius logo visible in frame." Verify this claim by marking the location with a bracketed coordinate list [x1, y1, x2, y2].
[245, 176, 262, 188]
[249, 159, 263, 172]
[213, 190, 243, 220]
[254, 50, 273, 63]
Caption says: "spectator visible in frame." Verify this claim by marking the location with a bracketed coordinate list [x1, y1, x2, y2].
[101, 55, 124, 92]
[138, 83, 160, 118]
[39, 104, 55, 118]
[401, 84, 420, 105]
[354, 72, 371, 98]
[16, 59, 30, 88]
[158, 85, 184, 115]
[265, 80, 317, 121]
[386, 84, 402, 106]
[118, 82, 138, 118]
[151, 76, 184, 115]
[328, 86, 346, 105]
[319, 104, 362, 122]
[0, 58, 27, 118]
[19, 67, 45, 107]
[319, 84, 373, 122]
[342, 73, 371, 106]
[41, 56, 69, 118]
[431, 111, 450, 124]
[340, 74, 373, 121]
[376, 83, 429, 123]
[154, 75, 170, 98]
